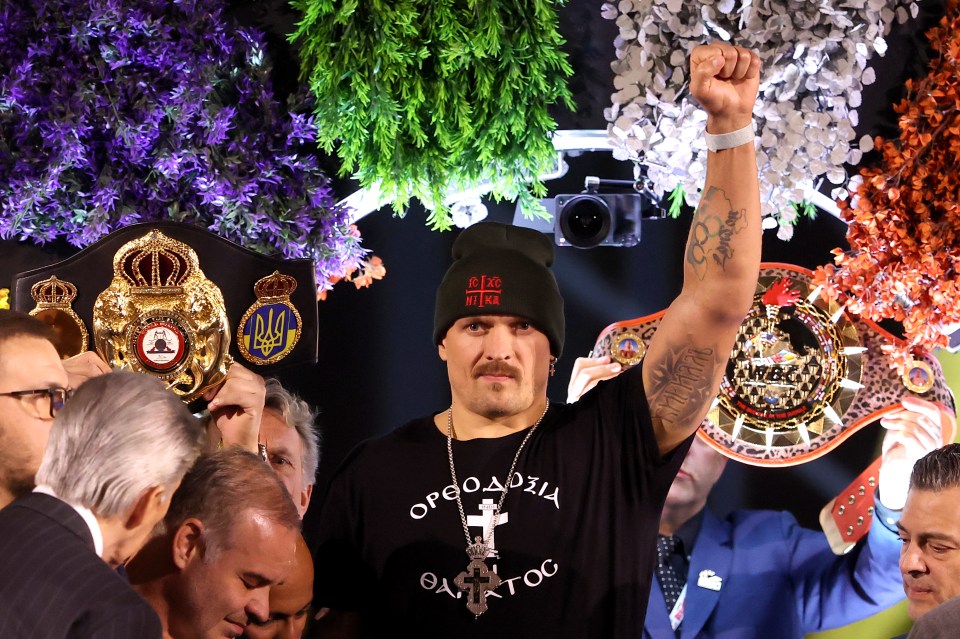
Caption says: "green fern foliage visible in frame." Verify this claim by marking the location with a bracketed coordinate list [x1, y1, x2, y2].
[796, 200, 818, 220]
[667, 183, 687, 219]
[291, 0, 574, 229]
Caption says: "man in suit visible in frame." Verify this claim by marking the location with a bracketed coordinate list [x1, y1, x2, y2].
[898, 443, 960, 629]
[568, 355, 952, 638]
[907, 595, 960, 638]
[0, 370, 204, 637]
[127, 447, 301, 639]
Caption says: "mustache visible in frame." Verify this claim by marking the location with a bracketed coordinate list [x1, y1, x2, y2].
[474, 362, 521, 379]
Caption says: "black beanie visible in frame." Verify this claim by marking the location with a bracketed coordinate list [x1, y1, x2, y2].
[433, 222, 565, 356]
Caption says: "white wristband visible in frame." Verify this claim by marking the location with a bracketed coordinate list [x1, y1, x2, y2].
[704, 123, 755, 152]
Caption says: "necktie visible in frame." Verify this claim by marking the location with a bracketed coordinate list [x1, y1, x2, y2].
[656, 534, 686, 611]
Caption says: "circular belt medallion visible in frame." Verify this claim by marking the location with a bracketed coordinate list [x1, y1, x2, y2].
[129, 313, 193, 377]
[94, 230, 231, 403]
[611, 334, 646, 367]
[902, 359, 935, 394]
[703, 268, 864, 464]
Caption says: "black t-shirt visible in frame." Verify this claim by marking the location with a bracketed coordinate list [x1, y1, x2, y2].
[313, 365, 691, 638]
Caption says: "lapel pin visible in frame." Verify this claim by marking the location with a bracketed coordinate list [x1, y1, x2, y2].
[697, 569, 723, 591]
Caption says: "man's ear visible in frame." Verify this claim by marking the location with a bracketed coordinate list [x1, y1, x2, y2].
[299, 484, 314, 517]
[172, 519, 204, 570]
[438, 341, 447, 361]
[122, 485, 166, 531]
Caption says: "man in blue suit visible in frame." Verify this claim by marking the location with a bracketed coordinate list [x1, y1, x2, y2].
[568, 356, 952, 638]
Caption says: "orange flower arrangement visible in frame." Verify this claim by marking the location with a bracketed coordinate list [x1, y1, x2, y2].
[814, 0, 960, 371]
[317, 256, 387, 302]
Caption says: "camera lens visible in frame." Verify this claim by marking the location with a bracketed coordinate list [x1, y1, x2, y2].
[558, 196, 611, 248]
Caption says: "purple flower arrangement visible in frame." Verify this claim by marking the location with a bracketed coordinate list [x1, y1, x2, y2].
[0, 0, 366, 293]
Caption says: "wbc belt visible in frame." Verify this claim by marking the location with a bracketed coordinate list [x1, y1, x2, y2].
[590, 263, 956, 550]
[590, 263, 954, 465]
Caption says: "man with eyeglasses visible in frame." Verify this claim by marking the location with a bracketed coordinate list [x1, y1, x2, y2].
[0, 309, 269, 510]
[0, 310, 72, 510]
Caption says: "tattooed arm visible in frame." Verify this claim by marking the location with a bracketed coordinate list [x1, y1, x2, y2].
[643, 43, 762, 456]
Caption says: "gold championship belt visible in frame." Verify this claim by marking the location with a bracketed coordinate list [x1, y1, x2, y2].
[93, 230, 230, 402]
[590, 263, 955, 466]
[11, 221, 319, 406]
[591, 263, 956, 551]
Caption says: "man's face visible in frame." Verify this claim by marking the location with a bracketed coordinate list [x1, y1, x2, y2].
[0, 336, 69, 503]
[438, 316, 551, 420]
[260, 409, 312, 518]
[664, 436, 727, 511]
[243, 536, 313, 639]
[172, 512, 298, 639]
[898, 486, 960, 620]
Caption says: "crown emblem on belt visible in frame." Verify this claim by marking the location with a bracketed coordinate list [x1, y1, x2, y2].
[237, 270, 302, 366]
[254, 271, 297, 299]
[94, 230, 231, 403]
[31, 276, 78, 307]
[28, 275, 89, 358]
[113, 230, 197, 294]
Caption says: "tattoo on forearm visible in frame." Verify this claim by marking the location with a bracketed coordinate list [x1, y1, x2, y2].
[647, 345, 723, 428]
[686, 186, 748, 280]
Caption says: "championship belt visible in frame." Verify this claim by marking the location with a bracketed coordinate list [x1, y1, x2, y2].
[12, 221, 319, 405]
[591, 263, 956, 550]
[93, 230, 230, 403]
[591, 263, 954, 465]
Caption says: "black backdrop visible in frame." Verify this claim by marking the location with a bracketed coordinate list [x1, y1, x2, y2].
[0, 0, 948, 546]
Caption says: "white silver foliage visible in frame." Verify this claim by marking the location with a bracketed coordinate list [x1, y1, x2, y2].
[602, 0, 917, 237]
[449, 196, 489, 228]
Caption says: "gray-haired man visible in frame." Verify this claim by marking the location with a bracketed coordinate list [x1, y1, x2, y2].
[260, 378, 321, 518]
[0, 371, 204, 637]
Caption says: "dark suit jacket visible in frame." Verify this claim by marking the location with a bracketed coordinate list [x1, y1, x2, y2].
[907, 595, 960, 638]
[643, 507, 904, 639]
[0, 492, 161, 638]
